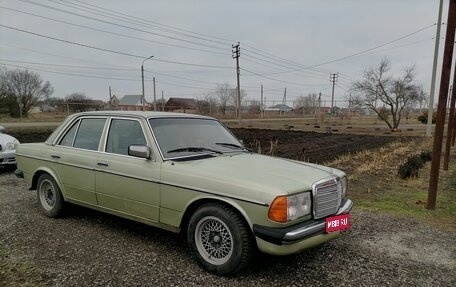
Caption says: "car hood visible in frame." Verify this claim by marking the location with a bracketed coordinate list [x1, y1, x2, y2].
[160, 152, 344, 205]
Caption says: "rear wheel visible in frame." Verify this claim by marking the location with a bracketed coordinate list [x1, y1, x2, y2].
[37, 174, 64, 218]
[187, 203, 253, 275]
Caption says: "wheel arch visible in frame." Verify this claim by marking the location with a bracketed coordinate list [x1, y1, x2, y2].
[179, 196, 254, 235]
[31, 168, 66, 200]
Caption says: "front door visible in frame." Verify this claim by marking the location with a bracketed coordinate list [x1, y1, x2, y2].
[95, 118, 161, 222]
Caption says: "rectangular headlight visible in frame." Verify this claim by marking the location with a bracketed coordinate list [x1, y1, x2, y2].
[287, 192, 312, 221]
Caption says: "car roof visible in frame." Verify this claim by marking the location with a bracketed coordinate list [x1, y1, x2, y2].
[44, 111, 215, 145]
[74, 111, 213, 120]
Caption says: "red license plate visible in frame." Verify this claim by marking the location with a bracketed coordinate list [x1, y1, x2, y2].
[325, 214, 350, 233]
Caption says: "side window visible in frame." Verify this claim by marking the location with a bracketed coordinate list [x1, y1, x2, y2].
[106, 119, 147, 156]
[73, 118, 106, 151]
[59, 120, 79, 147]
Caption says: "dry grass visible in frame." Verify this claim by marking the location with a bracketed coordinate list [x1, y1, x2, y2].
[329, 139, 432, 182]
[328, 137, 456, 230]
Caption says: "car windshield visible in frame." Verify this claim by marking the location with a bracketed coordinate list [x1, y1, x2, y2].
[149, 117, 245, 159]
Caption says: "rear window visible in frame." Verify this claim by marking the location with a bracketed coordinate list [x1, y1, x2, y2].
[59, 118, 106, 151]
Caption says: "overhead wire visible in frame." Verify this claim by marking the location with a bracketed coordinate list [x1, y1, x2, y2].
[241, 68, 327, 87]
[17, 0, 230, 52]
[0, 6, 230, 56]
[0, 59, 228, 86]
[0, 62, 216, 91]
[60, 0, 234, 46]
[241, 23, 436, 76]
[0, 24, 233, 69]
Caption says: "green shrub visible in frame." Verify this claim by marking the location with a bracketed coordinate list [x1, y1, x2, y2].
[398, 151, 432, 179]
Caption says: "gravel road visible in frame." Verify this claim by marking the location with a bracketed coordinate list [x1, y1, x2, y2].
[1, 169, 455, 287]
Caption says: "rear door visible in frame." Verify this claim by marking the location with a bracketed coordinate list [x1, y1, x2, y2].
[95, 117, 161, 222]
[51, 117, 107, 205]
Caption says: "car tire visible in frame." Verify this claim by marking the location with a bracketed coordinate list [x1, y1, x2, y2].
[37, 174, 64, 218]
[187, 203, 253, 275]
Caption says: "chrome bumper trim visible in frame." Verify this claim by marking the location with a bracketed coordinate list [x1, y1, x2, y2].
[283, 199, 353, 242]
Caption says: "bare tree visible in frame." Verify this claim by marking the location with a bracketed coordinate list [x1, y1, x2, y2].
[196, 93, 217, 115]
[248, 99, 261, 113]
[214, 82, 231, 115]
[351, 58, 420, 130]
[294, 93, 319, 115]
[65, 93, 92, 112]
[347, 94, 363, 113]
[229, 88, 247, 111]
[0, 68, 53, 117]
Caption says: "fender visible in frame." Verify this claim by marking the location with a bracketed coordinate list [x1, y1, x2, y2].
[31, 166, 67, 200]
[181, 194, 254, 230]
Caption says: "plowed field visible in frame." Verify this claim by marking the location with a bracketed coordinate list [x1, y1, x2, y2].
[231, 128, 406, 163]
[9, 127, 406, 163]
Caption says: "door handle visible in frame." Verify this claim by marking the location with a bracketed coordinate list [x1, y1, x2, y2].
[51, 155, 61, 159]
[97, 162, 109, 167]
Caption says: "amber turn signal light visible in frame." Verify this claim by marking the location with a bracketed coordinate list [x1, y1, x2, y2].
[268, 196, 287, 223]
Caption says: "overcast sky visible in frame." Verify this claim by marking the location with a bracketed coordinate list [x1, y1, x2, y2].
[0, 0, 450, 107]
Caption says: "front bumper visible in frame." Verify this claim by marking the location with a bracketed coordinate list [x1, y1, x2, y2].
[254, 198, 353, 248]
[0, 150, 16, 165]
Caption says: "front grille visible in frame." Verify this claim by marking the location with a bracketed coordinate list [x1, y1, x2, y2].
[313, 177, 341, 219]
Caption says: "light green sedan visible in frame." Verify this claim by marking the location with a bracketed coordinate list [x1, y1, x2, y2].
[15, 111, 352, 275]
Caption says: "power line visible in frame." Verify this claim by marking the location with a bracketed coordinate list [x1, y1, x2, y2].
[305, 23, 436, 69]
[150, 58, 231, 69]
[0, 24, 232, 69]
[17, 0, 230, 52]
[0, 62, 216, 91]
[241, 67, 328, 87]
[0, 62, 141, 81]
[61, 0, 234, 46]
[242, 23, 436, 74]
[0, 59, 136, 71]
[0, 59, 228, 86]
[0, 6, 230, 56]
[0, 24, 144, 58]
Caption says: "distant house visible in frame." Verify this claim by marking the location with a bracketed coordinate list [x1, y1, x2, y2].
[118, 95, 146, 111]
[165, 97, 197, 113]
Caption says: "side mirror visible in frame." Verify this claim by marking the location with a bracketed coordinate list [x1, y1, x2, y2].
[128, 144, 151, 159]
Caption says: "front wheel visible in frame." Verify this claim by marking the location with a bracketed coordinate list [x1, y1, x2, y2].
[187, 203, 254, 275]
[37, 174, 65, 218]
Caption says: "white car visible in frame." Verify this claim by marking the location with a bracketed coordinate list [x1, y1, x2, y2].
[0, 126, 20, 167]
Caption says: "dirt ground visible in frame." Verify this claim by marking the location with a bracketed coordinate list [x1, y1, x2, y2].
[232, 128, 409, 163]
[9, 127, 408, 164]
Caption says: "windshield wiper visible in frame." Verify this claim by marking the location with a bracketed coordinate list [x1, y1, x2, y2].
[216, 142, 252, 152]
[167, 147, 223, 155]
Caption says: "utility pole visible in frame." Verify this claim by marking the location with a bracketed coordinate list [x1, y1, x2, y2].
[153, 77, 157, 111]
[280, 87, 287, 116]
[109, 86, 112, 100]
[444, 76, 456, 170]
[427, 0, 444, 137]
[141, 55, 154, 111]
[428, 0, 456, 210]
[330, 73, 338, 114]
[261, 84, 264, 119]
[318, 92, 322, 116]
[161, 90, 164, 111]
[232, 42, 241, 123]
